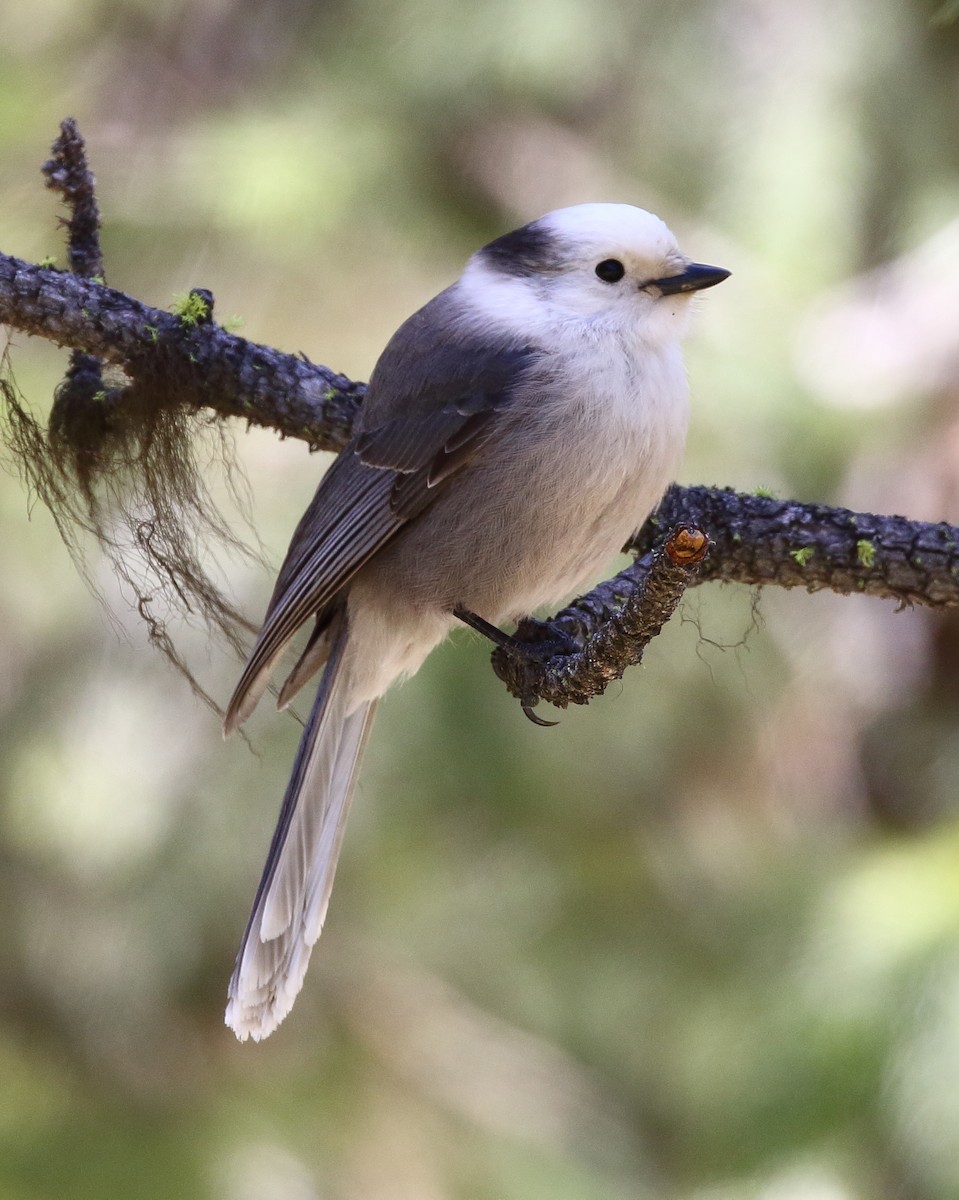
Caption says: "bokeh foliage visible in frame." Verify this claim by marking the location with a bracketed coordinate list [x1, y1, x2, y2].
[3, 1, 959, 1196]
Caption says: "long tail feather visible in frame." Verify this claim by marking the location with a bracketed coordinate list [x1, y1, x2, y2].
[225, 615, 377, 1041]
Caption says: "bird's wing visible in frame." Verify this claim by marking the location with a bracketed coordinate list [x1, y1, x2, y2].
[224, 324, 539, 732]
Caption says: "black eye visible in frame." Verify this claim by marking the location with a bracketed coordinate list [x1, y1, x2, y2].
[595, 258, 625, 283]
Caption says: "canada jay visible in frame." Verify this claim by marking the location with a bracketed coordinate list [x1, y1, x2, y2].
[224, 203, 728, 1040]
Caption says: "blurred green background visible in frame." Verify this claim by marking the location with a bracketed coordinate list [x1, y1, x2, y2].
[4, 1, 959, 1196]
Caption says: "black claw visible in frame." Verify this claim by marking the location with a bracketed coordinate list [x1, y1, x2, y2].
[522, 703, 559, 727]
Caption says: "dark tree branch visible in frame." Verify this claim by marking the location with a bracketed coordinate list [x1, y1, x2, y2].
[1, 120, 956, 721]
[6, 121, 362, 456]
[488, 489, 959, 715]
[41, 119, 110, 463]
[631, 485, 959, 609]
[43, 118, 105, 281]
[0, 250, 362, 451]
[491, 525, 711, 713]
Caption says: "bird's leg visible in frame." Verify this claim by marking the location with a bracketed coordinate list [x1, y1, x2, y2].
[453, 607, 517, 651]
[453, 608, 578, 661]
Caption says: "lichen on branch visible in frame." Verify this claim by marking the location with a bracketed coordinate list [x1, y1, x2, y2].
[2, 118, 958, 720]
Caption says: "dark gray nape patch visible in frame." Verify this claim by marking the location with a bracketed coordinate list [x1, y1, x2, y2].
[479, 220, 564, 277]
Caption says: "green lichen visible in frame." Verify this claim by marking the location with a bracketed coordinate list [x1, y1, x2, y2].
[753, 485, 777, 499]
[38, 255, 57, 269]
[170, 291, 210, 327]
[856, 539, 876, 568]
[144, 324, 159, 342]
[790, 547, 814, 566]
[223, 314, 244, 331]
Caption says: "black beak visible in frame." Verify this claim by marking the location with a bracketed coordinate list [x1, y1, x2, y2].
[650, 262, 730, 295]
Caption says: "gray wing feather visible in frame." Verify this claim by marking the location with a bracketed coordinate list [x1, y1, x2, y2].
[224, 290, 540, 732]
[355, 410, 466, 471]
[275, 616, 335, 711]
[223, 459, 399, 732]
[357, 285, 535, 428]
[389, 407, 502, 520]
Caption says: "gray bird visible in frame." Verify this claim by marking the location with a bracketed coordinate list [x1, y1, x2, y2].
[224, 203, 728, 1040]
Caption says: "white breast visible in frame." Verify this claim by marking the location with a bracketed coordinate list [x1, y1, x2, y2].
[487, 331, 690, 619]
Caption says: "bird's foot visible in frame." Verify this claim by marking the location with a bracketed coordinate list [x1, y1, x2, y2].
[454, 609, 580, 728]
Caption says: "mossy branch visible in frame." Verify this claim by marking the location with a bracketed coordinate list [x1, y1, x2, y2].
[1, 119, 957, 720]
[0, 248, 363, 453]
